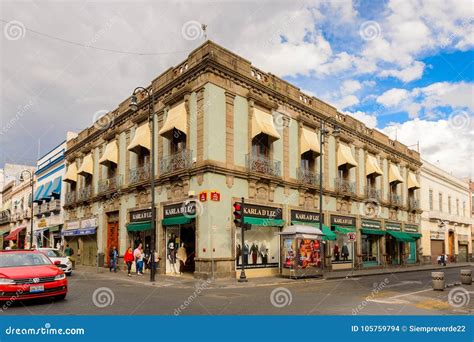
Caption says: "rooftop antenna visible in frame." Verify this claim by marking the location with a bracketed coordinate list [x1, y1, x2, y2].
[201, 24, 208, 41]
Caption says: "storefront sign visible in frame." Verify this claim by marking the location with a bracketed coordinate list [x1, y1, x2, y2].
[199, 191, 207, 202]
[404, 224, 419, 233]
[164, 201, 197, 218]
[290, 210, 324, 223]
[130, 209, 154, 222]
[385, 221, 401, 231]
[430, 231, 445, 240]
[65, 220, 80, 230]
[81, 217, 97, 229]
[210, 191, 220, 201]
[38, 218, 47, 228]
[361, 219, 381, 230]
[330, 215, 356, 227]
[240, 203, 282, 219]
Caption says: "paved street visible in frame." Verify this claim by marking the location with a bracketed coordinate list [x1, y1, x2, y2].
[1, 266, 472, 316]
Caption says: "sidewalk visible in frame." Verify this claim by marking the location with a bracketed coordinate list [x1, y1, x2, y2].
[74, 262, 473, 289]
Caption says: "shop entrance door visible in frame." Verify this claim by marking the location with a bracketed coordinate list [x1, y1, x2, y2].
[165, 224, 195, 274]
[82, 237, 98, 266]
[448, 231, 455, 262]
[407, 241, 416, 263]
[106, 222, 119, 265]
[430, 240, 444, 264]
[458, 244, 468, 262]
[385, 235, 399, 265]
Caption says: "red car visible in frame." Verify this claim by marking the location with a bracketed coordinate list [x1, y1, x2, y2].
[0, 250, 67, 302]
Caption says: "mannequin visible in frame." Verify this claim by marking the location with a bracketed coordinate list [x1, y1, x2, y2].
[341, 243, 349, 261]
[250, 240, 259, 264]
[167, 234, 178, 274]
[260, 240, 269, 264]
[243, 240, 250, 265]
[177, 243, 187, 275]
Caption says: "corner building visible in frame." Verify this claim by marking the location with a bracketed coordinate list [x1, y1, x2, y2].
[63, 41, 422, 278]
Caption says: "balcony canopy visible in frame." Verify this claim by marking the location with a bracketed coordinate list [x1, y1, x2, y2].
[389, 164, 404, 184]
[51, 177, 62, 198]
[407, 172, 420, 190]
[77, 154, 94, 176]
[366, 154, 383, 176]
[159, 102, 187, 139]
[300, 127, 320, 155]
[33, 184, 45, 203]
[39, 181, 52, 201]
[99, 140, 118, 167]
[251, 108, 281, 142]
[63, 163, 78, 184]
[337, 144, 358, 169]
[128, 123, 151, 153]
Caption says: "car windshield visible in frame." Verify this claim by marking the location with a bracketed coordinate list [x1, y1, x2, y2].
[43, 250, 65, 258]
[0, 253, 52, 267]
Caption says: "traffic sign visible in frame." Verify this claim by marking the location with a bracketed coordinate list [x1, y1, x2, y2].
[347, 232, 356, 242]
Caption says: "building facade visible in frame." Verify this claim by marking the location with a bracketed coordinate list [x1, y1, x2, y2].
[63, 41, 422, 278]
[32, 132, 77, 249]
[420, 160, 472, 264]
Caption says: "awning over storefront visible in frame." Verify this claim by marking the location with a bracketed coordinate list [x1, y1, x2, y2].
[1, 200, 11, 212]
[389, 164, 404, 184]
[251, 108, 281, 142]
[39, 181, 53, 201]
[407, 172, 420, 190]
[406, 232, 422, 239]
[33, 184, 45, 203]
[366, 154, 383, 176]
[291, 221, 335, 240]
[34, 228, 48, 236]
[337, 144, 358, 169]
[51, 177, 62, 198]
[159, 102, 187, 139]
[63, 163, 78, 183]
[244, 217, 285, 227]
[61, 227, 96, 236]
[77, 154, 94, 176]
[4, 226, 26, 241]
[99, 140, 118, 167]
[127, 221, 152, 232]
[361, 228, 386, 236]
[128, 123, 151, 153]
[386, 230, 415, 242]
[162, 216, 192, 226]
[333, 225, 356, 234]
[300, 127, 320, 155]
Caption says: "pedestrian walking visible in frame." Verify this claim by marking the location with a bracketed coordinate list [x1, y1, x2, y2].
[134, 243, 144, 275]
[124, 247, 134, 277]
[109, 246, 118, 272]
[64, 244, 75, 269]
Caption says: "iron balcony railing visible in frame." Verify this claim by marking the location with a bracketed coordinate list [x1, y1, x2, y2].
[365, 187, 381, 201]
[389, 193, 402, 206]
[49, 199, 61, 212]
[33, 204, 40, 216]
[335, 177, 356, 195]
[98, 175, 123, 193]
[160, 149, 193, 174]
[297, 167, 320, 186]
[246, 154, 281, 177]
[0, 211, 10, 224]
[65, 191, 76, 206]
[40, 202, 50, 214]
[129, 164, 150, 184]
[408, 198, 420, 211]
[77, 186, 92, 202]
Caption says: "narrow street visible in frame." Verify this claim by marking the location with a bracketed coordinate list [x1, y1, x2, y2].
[2, 267, 472, 316]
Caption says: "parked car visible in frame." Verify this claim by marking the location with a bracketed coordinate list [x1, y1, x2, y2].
[38, 248, 73, 275]
[0, 250, 67, 302]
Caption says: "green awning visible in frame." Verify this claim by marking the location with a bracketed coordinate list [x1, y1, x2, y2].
[406, 232, 422, 239]
[291, 221, 335, 240]
[127, 221, 152, 232]
[333, 225, 355, 234]
[386, 230, 414, 242]
[361, 228, 386, 236]
[162, 216, 191, 226]
[244, 217, 285, 227]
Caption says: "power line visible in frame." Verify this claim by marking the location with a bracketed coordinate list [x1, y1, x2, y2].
[1, 18, 190, 56]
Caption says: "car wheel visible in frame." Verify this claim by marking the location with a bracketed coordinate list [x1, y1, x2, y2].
[55, 294, 66, 301]
[66, 271, 72, 276]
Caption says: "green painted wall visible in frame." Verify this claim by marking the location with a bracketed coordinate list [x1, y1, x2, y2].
[289, 118, 298, 179]
[358, 148, 365, 196]
[233, 95, 248, 166]
[204, 84, 226, 162]
[189, 92, 197, 159]
[272, 112, 284, 166]
[119, 132, 126, 177]
[328, 136, 336, 189]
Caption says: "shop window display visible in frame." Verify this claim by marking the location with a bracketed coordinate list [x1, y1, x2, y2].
[331, 233, 353, 263]
[361, 234, 379, 263]
[236, 225, 279, 268]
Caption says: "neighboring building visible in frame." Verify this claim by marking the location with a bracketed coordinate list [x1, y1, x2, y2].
[0, 180, 14, 248]
[0, 163, 35, 206]
[32, 132, 77, 249]
[470, 180, 474, 261]
[420, 160, 472, 264]
[63, 41, 422, 278]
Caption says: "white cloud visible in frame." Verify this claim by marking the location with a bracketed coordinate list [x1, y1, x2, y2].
[345, 111, 378, 128]
[336, 95, 359, 110]
[378, 61, 425, 82]
[376, 88, 410, 107]
[382, 118, 473, 178]
[340, 79, 361, 94]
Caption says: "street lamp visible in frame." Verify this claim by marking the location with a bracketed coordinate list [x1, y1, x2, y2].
[130, 86, 156, 282]
[19, 170, 34, 249]
[318, 119, 340, 266]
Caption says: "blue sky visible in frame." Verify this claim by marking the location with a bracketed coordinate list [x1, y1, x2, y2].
[1, 0, 473, 177]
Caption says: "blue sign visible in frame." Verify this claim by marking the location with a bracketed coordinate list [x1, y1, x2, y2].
[61, 227, 96, 236]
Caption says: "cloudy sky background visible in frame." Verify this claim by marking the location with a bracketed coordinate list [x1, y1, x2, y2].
[1, 0, 473, 178]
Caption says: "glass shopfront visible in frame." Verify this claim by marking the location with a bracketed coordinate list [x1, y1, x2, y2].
[235, 203, 284, 269]
[330, 215, 356, 267]
[360, 219, 383, 266]
[385, 221, 402, 265]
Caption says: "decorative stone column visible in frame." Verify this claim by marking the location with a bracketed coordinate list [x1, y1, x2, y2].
[196, 87, 205, 162]
[225, 91, 236, 167]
